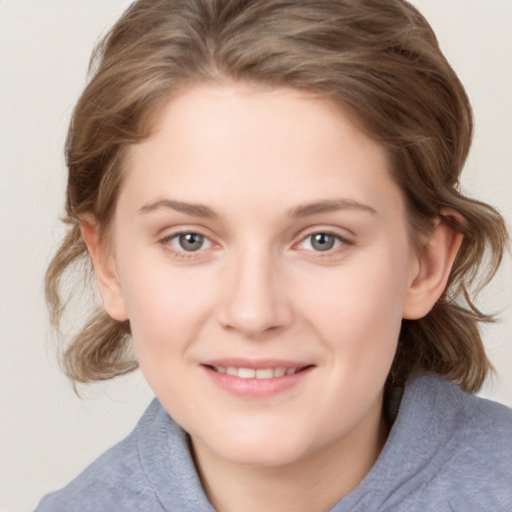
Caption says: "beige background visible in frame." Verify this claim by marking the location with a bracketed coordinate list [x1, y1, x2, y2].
[1, 1, 511, 511]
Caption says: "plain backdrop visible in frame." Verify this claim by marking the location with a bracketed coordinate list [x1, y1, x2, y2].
[1, 1, 511, 511]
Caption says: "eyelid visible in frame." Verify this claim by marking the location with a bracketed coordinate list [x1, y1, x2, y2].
[158, 226, 220, 258]
[167, 232, 213, 251]
[157, 225, 354, 258]
[158, 223, 217, 242]
[293, 227, 354, 253]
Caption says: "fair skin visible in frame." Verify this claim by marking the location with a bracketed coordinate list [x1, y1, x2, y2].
[82, 84, 461, 512]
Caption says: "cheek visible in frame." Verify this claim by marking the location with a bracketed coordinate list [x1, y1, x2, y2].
[117, 256, 221, 377]
[297, 247, 411, 358]
[124, 270, 208, 342]
[121, 271, 206, 398]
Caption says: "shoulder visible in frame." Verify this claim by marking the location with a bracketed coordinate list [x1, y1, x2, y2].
[35, 399, 166, 512]
[413, 373, 512, 465]
[459, 385, 512, 458]
[341, 374, 512, 512]
[439, 381, 512, 509]
[396, 374, 512, 511]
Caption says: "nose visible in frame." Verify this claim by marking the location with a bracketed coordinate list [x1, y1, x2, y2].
[217, 246, 294, 338]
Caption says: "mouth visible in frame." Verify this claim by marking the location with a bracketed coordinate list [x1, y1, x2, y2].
[200, 359, 315, 397]
[204, 364, 313, 380]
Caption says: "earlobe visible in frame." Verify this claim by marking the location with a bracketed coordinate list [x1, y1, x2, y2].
[402, 214, 463, 320]
[80, 215, 128, 322]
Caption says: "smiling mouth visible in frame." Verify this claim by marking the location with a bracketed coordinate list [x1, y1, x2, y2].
[204, 365, 313, 379]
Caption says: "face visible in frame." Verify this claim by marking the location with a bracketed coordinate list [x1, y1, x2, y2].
[101, 85, 422, 470]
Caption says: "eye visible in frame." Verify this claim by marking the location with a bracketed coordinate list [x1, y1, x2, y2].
[299, 232, 347, 252]
[167, 232, 213, 252]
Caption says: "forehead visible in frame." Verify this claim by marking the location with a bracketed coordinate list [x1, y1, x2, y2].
[121, 84, 404, 220]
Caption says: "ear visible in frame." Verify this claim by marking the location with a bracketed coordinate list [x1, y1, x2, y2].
[402, 212, 463, 320]
[80, 214, 128, 322]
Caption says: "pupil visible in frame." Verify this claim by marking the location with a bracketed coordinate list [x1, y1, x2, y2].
[312, 233, 335, 251]
[179, 233, 203, 251]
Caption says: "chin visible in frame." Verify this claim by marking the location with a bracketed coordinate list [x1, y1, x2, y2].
[219, 446, 306, 468]
[195, 424, 315, 468]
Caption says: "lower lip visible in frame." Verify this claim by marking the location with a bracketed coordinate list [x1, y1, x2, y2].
[201, 365, 314, 398]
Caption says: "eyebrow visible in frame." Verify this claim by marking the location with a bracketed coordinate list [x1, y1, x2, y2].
[288, 199, 377, 217]
[139, 199, 217, 218]
[138, 197, 377, 219]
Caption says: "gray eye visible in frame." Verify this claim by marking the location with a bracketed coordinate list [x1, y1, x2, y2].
[310, 233, 335, 251]
[298, 230, 349, 254]
[177, 233, 206, 252]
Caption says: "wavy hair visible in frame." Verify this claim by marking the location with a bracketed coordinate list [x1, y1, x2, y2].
[46, 0, 508, 392]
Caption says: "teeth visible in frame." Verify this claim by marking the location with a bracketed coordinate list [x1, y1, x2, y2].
[274, 367, 286, 378]
[213, 366, 299, 379]
[238, 368, 256, 379]
[255, 368, 273, 379]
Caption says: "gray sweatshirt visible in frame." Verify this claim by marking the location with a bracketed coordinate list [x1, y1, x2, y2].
[35, 374, 512, 511]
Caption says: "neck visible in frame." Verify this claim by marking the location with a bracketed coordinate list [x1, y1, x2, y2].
[191, 398, 388, 512]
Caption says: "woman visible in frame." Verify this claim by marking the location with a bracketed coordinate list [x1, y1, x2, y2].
[37, 1, 512, 510]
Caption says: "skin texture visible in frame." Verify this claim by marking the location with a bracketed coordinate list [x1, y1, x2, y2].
[82, 85, 462, 512]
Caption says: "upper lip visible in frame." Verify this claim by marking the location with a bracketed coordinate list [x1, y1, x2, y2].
[201, 358, 313, 370]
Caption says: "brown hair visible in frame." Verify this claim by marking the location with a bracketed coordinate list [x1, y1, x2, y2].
[46, 0, 508, 392]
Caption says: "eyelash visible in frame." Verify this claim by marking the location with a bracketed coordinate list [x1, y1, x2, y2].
[295, 231, 353, 255]
[160, 231, 214, 259]
[159, 229, 353, 259]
